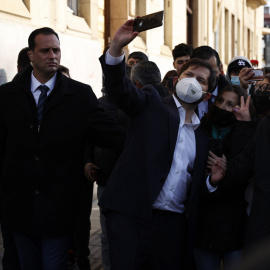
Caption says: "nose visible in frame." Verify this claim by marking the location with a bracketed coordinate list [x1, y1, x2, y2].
[48, 49, 56, 58]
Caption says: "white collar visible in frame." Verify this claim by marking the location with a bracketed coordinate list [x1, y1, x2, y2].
[172, 95, 200, 130]
[31, 72, 57, 93]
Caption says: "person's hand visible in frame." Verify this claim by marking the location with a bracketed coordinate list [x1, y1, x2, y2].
[84, 163, 100, 182]
[233, 95, 251, 121]
[239, 67, 254, 90]
[208, 151, 227, 185]
[109, 19, 139, 57]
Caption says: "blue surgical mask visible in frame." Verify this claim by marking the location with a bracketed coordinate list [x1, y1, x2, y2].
[231, 76, 241, 86]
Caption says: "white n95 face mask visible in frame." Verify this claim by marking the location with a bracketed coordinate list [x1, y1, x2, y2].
[175, 77, 203, 103]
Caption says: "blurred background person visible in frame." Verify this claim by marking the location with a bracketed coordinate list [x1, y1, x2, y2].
[172, 43, 194, 75]
[127, 51, 148, 66]
[190, 45, 230, 119]
[225, 56, 252, 86]
[160, 70, 177, 95]
[17, 47, 30, 72]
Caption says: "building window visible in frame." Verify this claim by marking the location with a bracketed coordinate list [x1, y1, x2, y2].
[67, 0, 78, 15]
[225, 9, 229, 64]
[231, 14, 235, 58]
[187, 0, 193, 45]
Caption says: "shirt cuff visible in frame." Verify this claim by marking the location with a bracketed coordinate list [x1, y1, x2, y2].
[206, 175, 218, 192]
[105, 49, 125, 65]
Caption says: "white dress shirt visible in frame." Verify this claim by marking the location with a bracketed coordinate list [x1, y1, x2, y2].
[31, 72, 57, 105]
[153, 96, 200, 213]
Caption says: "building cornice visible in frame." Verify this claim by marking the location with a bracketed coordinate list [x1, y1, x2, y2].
[246, 0, 268, 9]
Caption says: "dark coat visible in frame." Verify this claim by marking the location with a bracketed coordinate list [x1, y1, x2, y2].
[99, 54, 209, 242]
[195, 118, 255, 252]
[246, 115, 270, 246]
[94, 95, 128, 186]
[0, 66, 124, 237]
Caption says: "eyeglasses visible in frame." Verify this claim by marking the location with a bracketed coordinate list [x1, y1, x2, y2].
[255, 83, 270, 92]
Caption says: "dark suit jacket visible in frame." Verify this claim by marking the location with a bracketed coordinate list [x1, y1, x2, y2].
[99, 55, 209, 229]
[0, 66, 124, 237]
[218, 73, 230, 92]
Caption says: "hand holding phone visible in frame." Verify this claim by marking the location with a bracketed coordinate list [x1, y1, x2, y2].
[133, 11, 164, 32]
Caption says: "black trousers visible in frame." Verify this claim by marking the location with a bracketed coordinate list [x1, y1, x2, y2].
[73, 180, 94, 265]
[106, 209, 188, 270]
[1, 221, 21, 270]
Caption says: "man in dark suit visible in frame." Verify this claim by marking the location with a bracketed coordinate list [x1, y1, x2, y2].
[98, 20, 226, 270]
[0, 27, 124, 270]
[190, 46, 230, 119]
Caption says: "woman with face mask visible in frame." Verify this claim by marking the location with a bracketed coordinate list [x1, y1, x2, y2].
[193, 85, 255, 270]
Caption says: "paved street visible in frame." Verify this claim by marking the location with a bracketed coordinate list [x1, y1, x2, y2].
[0, 184, 104, 270]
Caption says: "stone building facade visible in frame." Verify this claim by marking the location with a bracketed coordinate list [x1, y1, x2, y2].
[0, 0, 267, 95]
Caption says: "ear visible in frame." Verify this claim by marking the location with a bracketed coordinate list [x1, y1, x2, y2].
[203, 92, 211, 101]
[28, 50, 33, 62]
[173, 61, 176, 69]
[173, 76, 178, 87]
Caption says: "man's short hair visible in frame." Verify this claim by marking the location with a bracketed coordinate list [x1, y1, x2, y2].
[28, 27, 59, 51]
[128, 51, 148, 61]
[172, 43, 194, 61]
[17, 47, 30, 71]
[191, 46, 221, 67]
[131, 61, 161, 86]
[179, 58, 216, 92]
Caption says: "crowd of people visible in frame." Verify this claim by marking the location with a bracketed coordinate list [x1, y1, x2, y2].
[0, 18, 270, 270]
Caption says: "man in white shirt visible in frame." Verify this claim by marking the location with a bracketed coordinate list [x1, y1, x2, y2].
[99, 20, 226, 270]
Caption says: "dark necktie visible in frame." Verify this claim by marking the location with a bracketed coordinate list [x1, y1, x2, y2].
[37, 85, 49, 125]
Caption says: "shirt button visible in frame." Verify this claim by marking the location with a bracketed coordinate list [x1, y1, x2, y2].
[176, 171, 179, 174]
[34, 155, 39, 161]
[171, 187, 174, 191]
[180, 139, 183, 143]
[164, 203, 167, 206]
[29, 123, 34, 129]
[34, 189, 39, 195]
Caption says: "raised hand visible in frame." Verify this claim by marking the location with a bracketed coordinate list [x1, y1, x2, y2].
[233, 96, 251, 121]
[109, 19, 139, 57]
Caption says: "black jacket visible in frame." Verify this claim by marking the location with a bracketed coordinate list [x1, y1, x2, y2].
[94, 95, 128, 186]
[0, 66, 125, 237]
[246, 115, 270, 246]
[195, 118, 255, 252]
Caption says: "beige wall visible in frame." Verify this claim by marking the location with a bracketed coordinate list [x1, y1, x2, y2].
[0, 0, 266, 88]
[193, 0, 266, 71]
[0, 0, 103, 96]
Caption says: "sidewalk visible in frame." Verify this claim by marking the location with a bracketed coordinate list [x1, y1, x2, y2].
[89, 196, 104, 270]
[67, 193, 104, 270]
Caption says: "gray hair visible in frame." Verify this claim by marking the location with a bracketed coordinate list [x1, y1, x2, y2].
[131, 61, 161, 86]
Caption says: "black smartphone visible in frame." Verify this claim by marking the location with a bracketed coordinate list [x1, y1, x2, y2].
[133, 11, 164, 32]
